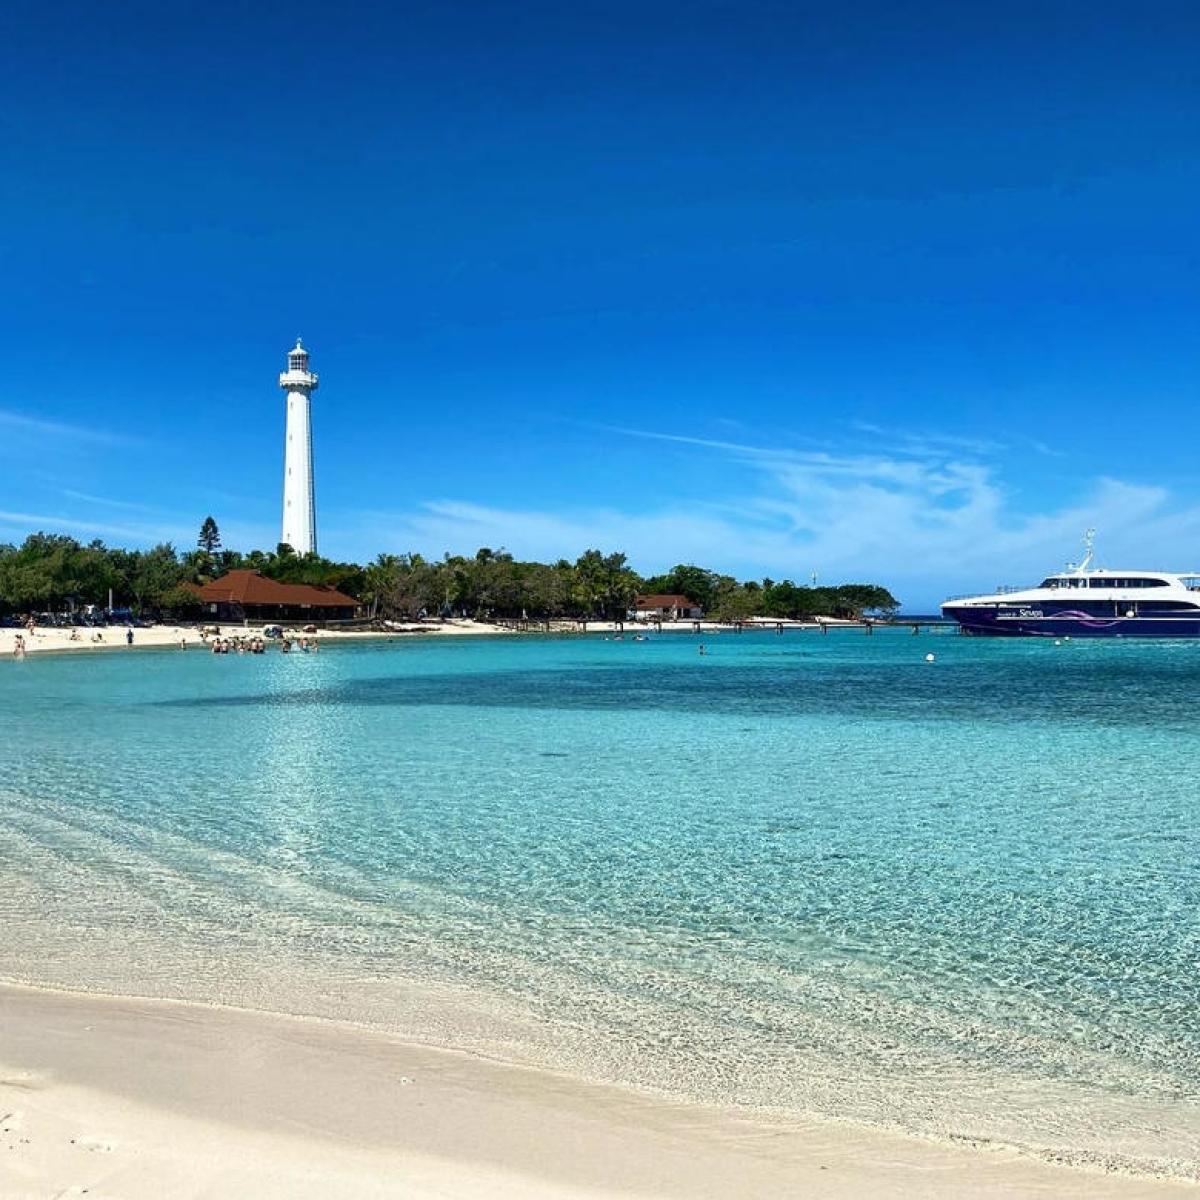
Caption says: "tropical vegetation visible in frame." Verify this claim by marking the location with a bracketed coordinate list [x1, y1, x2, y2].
[0, 519, 899, 622]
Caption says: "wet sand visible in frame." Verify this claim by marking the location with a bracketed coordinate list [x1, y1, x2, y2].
[0, 983, 1189, 1199]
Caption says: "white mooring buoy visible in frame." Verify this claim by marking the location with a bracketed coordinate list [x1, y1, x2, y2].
[925, 653, 935, 663]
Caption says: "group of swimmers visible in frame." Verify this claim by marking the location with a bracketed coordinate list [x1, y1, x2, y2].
[210, 635, 266, 655]
[208, 634, 319, 655]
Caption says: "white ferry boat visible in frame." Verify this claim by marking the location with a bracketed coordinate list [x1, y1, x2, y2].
[941, 532, 1200, 637]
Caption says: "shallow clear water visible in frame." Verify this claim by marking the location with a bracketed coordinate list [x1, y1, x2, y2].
[2, 630, 1199, 1175]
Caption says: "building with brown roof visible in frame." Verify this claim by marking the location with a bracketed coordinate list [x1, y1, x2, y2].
[630, 593, 703, 621]
[186, 570, 359, 623]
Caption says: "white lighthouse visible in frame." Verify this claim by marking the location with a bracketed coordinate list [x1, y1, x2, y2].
[279, 338, 319, 556]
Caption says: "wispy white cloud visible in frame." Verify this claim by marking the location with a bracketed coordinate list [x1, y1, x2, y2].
[848, 420, 1008, 458]
[0, 509, 184, 543]
[357, 498, 770, 570]
[0, 507, 278, 553]
[355, 423, 1200, 608]
[598, 424, 797, 458]
[0, 408, 139, 448]
[8, 411, 1182, 610]
[58, 489, 158, 512]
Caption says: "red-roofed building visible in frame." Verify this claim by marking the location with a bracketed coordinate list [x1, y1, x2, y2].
[185, 570, 359, 623]
[630, 593, 703, 621]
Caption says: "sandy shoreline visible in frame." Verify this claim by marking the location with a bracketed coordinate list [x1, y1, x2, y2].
[0, 616, 833, 657]
[0, 618, 504, 656]
[0, 983, 1190, 1199]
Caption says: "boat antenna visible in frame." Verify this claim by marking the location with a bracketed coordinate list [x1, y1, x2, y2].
[1069, 529, 1096, 574]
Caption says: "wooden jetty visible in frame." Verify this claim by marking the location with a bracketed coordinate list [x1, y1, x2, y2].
[492, 616, 959, 635]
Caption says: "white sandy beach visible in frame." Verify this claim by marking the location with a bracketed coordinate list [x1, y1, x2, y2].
[0, 619, 502, 656]
[0, 616, 828, 657]
[0, 983, 1190, 1200]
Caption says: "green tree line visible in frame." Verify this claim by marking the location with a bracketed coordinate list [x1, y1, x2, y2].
[0, 520, 899, 621]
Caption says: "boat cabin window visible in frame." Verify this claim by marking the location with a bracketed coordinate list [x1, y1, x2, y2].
[1087, 577, 1168, 589]
[1042, 575, 1170, 589]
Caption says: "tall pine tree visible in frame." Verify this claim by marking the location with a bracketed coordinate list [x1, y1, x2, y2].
[197, 516, 221, 553]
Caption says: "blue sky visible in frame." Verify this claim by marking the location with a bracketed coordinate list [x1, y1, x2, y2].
[1, 1, 1198, 608]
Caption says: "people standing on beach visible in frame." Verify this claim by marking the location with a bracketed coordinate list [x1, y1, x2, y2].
[13, 634, 25, 658]
[126, 627, 134, 646]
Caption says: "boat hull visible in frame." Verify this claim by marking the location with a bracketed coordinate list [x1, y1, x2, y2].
[942, 605, 1200, 638]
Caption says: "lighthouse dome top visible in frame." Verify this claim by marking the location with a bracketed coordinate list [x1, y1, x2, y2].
[279, 338, 318, 391]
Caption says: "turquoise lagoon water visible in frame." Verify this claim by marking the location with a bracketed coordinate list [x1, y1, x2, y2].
[2, 630, 1199, 1175]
